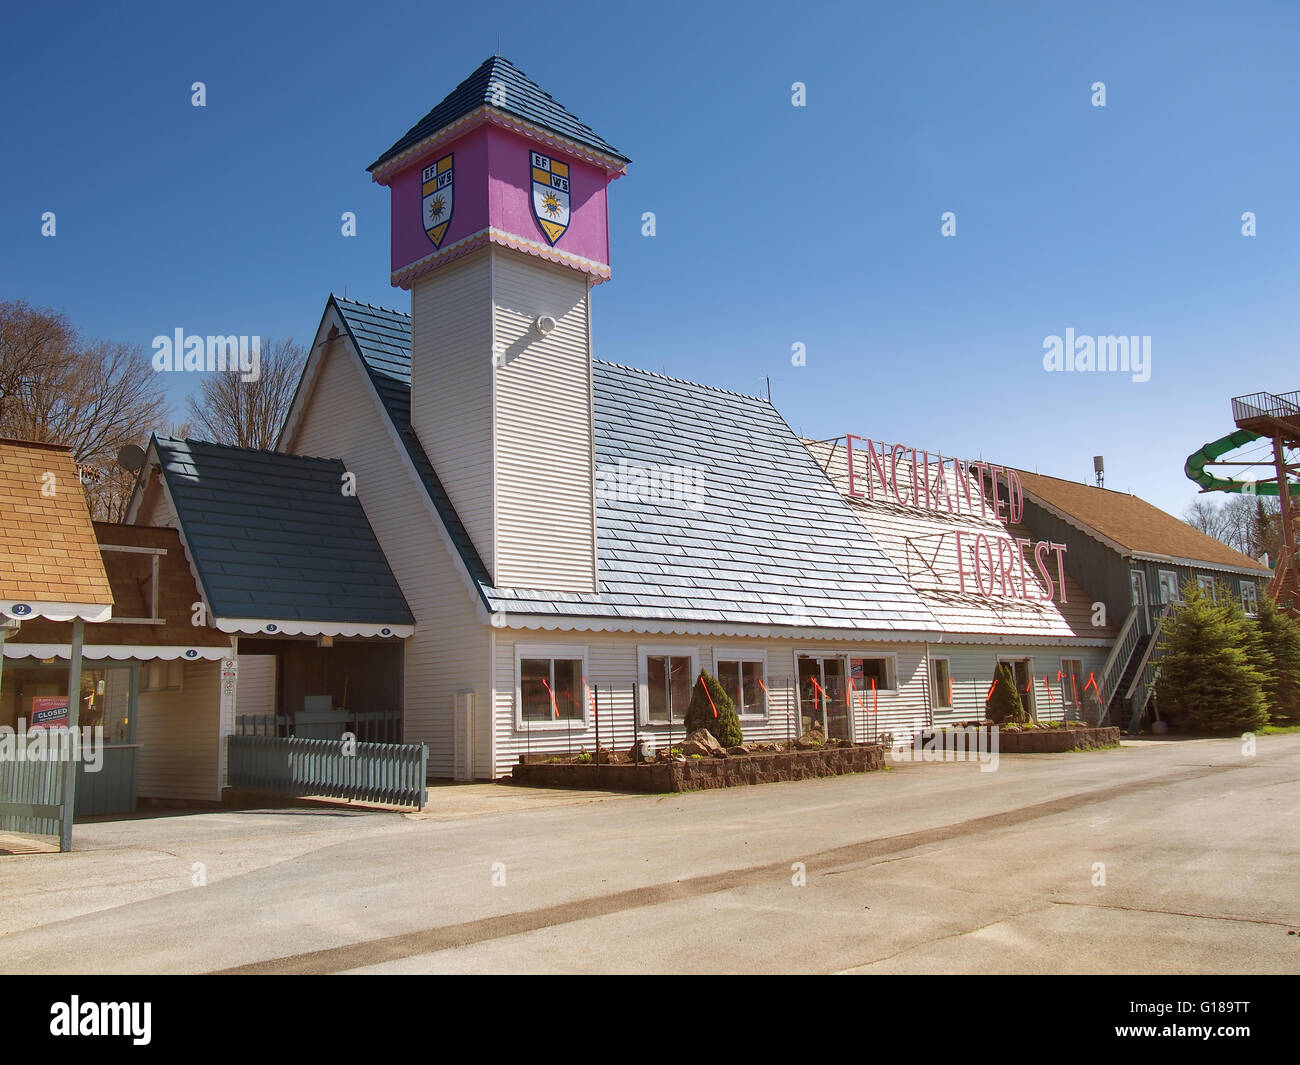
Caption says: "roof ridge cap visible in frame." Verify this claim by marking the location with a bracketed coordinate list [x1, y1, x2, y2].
[155, 435, 345, 467]
[594, 359, 770, 403]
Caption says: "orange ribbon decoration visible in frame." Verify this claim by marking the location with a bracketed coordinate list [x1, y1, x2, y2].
[698, 673, 718, 718]
[540, 677, 560, 720]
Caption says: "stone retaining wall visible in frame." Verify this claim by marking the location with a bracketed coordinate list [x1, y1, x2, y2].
[511, 743, 886, 793]
[976, 726, 1120, 753]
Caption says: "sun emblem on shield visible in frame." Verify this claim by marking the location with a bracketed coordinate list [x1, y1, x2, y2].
[530, 151, 571, 245]
[421, 153, 454, 248]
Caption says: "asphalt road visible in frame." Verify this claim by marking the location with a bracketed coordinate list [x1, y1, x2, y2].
[1, 734, 1297, 974]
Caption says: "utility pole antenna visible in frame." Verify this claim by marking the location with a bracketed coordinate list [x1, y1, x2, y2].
[766, 375, 772, 402]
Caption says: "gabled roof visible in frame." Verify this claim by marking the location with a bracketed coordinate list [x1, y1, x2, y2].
[150, 436, 415, 633]
[1011, 467, 1271, 575]
[368, 55, 628, 174]
[331, 296, 941, 636]
[0, 439, 113, 622]
[805, 439, 1114, 643]
[8, 523, 231, 660]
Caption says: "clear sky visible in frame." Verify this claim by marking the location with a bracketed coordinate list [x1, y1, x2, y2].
[2, 0, 1296, 519]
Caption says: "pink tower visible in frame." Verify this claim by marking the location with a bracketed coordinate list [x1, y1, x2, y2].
[369, 58, 628, 593]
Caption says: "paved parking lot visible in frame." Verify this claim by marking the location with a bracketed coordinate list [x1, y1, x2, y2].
[1, 735, 1296, 974]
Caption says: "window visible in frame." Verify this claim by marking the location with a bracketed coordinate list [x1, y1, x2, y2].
[930, 657, 952, 709]
[716, 654, 766, 717]
[1157, 570, 1180, 606]
[1240, 581, 1259, 616]
[515, 645, 588, 726]
[1197, 574, 1216, 600]
[1130, 570, 1146, 606]
[639, 646, 697, 724]
[1061, 659, 1084, 710]
[850, 656, 894, 692]
[141, 660, 183, 693]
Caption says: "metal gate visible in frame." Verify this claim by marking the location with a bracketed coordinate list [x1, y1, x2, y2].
[226, 735, 428, 809]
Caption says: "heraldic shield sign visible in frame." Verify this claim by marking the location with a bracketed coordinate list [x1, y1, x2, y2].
[422, 153, 454, 248]
[530, 150, 571, 244]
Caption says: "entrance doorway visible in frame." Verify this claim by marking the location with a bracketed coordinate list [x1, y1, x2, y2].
[797, 656, 850, 739]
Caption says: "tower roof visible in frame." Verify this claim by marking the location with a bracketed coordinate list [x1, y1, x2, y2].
[368, 55, 628, 174]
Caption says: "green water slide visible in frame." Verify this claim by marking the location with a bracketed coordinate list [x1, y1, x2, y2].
[1184, 427, 1293, 494]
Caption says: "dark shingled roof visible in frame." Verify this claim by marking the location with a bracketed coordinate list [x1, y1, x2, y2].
[332, 297, 940, 634]
[368, 55, 628, 173]
[152, 436, 414, 627]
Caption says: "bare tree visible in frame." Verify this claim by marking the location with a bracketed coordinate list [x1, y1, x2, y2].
[0, 300, 76, 425]
[1185, 494, 1281, 559]
[0, 302, 169, 521]
[184, 337, 307, 450]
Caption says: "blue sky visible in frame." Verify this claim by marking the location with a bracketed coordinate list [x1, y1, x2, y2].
[2, 0, 1297, 519]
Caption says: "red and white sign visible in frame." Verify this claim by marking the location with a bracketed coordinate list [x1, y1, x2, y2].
[30, 695, 70, 730]
[844, 435, 1069, 603]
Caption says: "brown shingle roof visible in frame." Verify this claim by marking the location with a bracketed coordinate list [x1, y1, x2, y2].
[0, 440, 114, 608]
[1010, 468, 1271, 573]
[14, 524, 230, 649]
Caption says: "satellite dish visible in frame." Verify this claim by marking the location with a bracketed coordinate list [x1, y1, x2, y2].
[117, 444, 146, 471]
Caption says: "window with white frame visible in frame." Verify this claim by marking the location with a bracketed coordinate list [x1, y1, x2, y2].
[1061, 659, 1084, 709]
[1197, 574, 1216, 600]
[715, 652, 766, 717]
[930, 657, 952, 709]
[639, 647, 697, 724]
[1240, 581, 1259, 616]
[516, 646, 588, 725]
[1157, 570, 1180, 605]
[850, 656, 895, 692]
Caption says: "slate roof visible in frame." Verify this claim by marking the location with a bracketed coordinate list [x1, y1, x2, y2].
[332, 297, 941, 634]
[369, 55, 628, 173]
[151, 436, 414, 626]
[0, 439, 113, 610]
[1011, 468, 1271, 574]
[805, 439, 1115, 642]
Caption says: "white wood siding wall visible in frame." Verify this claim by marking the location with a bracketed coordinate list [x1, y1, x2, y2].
[285, 336, 492, 778]
[234, 655, 276, 717]
[411, 250, 496, 579]
[491, 252, 597, 592]
[135, 660, 222, 802]
[928, 643, 1111, 726]
[491, 634, 934, 778]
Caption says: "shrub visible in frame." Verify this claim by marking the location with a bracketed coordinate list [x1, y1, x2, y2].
[1154, 582, 1267, 732]
[985, 662, 1027, 724]
[683, 669, 743, 747]
[1254, 593, 1300, 724]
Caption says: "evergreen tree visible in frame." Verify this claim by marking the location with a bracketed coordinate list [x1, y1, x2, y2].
[1254, 592, 1300, 724]
[683, 670, 744, 747]
[1154, 582, 1267, 732]
[985, 662, 1027, 724]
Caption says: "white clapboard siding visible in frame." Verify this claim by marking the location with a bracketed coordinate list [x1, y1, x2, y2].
[135, 660, 221, 802]
[234, 655, 275, 717]
[411, 249, 496, 578]
[491, 634, 934, 778]
[286, 334, 492, 778]
[927, 643, 1111, 726]
[492, 252, 596, 592]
